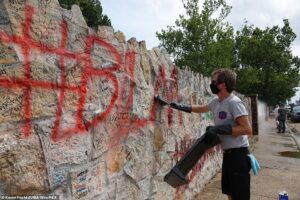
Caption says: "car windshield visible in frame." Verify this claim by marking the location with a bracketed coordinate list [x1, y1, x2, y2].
[293, 106, 300, 112]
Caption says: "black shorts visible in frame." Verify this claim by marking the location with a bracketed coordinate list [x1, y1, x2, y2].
[222, 147, 251, 200]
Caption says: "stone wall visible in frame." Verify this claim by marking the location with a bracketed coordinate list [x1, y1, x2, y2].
[0, 0, 250, 199]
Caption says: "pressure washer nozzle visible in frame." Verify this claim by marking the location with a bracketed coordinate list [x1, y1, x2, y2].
[154, 95, 169, 106]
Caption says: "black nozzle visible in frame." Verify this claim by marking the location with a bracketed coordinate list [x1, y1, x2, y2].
[164, 132, 221, 188]
[164, 165, 188, 188]
[155, 95, 169, 106]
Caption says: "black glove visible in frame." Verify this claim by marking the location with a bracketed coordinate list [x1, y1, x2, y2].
[206, 124, 232, 135]
[202, 131, 221, 147]
[170, 102, 192, 113]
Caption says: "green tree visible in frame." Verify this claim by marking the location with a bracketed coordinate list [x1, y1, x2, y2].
[58, 0, 111, 27]
[156, 0, 235, 76]
[234, 19, 300, 105]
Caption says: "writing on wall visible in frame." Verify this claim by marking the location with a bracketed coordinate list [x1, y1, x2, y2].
[0, 5, 182, 143]
[0, 3, 227, 197]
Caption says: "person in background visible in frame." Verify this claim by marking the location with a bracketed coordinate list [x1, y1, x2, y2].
[277, 104, 287, 133]
[273, 105, 279, 130]
[170, 68, 252, 200]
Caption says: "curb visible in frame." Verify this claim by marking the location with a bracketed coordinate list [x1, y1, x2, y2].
[286, 125, 300, 151]
[290, 134, 300, 151]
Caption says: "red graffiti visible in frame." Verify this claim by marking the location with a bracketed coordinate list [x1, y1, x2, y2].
[0, 5, 120, 141]
[153, 66, 183, 126]
[0, 5, 182, 142]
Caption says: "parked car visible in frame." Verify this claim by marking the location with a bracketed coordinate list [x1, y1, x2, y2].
[290, 105, 300, 123]
[285, 106, 292, 120]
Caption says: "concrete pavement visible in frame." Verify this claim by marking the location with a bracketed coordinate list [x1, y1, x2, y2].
[195, 120, 300, 200]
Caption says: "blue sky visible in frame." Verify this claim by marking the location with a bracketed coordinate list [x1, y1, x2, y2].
[100, 0, 300, 103]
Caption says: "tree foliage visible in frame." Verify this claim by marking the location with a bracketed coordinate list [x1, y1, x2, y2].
[58, 0, 111, 27]
[156, 0, 235, 76]
[157, 0, 300, 105]
[234, 19, 300, 105]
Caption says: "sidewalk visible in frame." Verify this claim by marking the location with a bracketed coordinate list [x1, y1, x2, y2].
[196, 120, 300, 200]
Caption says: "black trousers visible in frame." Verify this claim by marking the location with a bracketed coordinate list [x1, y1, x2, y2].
[278, 120, 286, 133]
[222, 147, 251, 200]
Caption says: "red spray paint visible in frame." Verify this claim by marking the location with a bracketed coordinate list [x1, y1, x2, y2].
[0, 5, 182, 142]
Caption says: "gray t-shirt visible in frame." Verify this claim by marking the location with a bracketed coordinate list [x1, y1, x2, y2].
[208, 93, 249, 150]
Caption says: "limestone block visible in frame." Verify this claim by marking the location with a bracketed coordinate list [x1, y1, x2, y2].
[3, 1, 27, 36]
[168, 117, 187, 138]
[124, 131, 154, 182]
[0, 127, 49, 195]
[137, 176, 153, 200]
[91, 179, 117, 200]
[29, 61, 59, 83]
[90, 36, 120, 71]
[160, 48, 174, 67]
[106, 145, 126, 175]
[5, 1, 63, 49]
[158, 55, 173, 80]
[133, 54, 148, 87]
[0, 88, 24, 123]
[0, 43, 18, 64]
[127, 37, 139, 53]
[103, 106, 133, 146]
[178, 69, 193, 97]
[197, 74, 206, 98]
[48, 165, 69, 194]
[91, 122, 109, 159]
[125, 40, 148, 88]
[66, 23, 88, 54]
[64, 59, 82, 84]
[113, 31, 127, 60]
[114, 31, 126, 44]
[148, 49, 160, 76]
[204, 76, 212, 95]
[115, 174, 140, 200]
[151, 178, 176, 200]
[83, 74, 117, 118]
[4, 1, 63, 41]
[70, 160, 105, 200]
[31, 88, 57, 118]
[153, 151, 172, 177]
[139, 40, 147, 51]
[165, 129, 176, 152]
[60, 91, 81, 114]
[0, 1, 11, 31]
[160, 109, 173, 124]
[35, 119, 92, 165]
[97, 26, 115, 42]
[28, 0, 60, 8]
[70, 4, 88, 28]
[0, 62, 24, 80]
[140, 51, 151, 85]
[153, 125, 166, 151]
[132, 87, 153, 119]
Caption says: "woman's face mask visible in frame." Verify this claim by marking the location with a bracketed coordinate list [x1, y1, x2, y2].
[210, 80, 220, 94]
